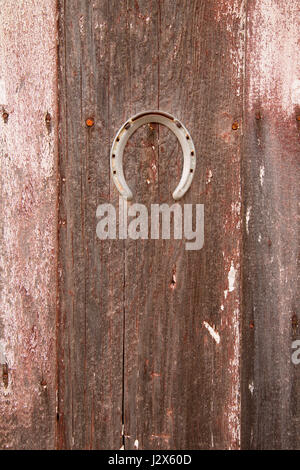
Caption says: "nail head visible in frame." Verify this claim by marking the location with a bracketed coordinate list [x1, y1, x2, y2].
[86, 117, 94, 127]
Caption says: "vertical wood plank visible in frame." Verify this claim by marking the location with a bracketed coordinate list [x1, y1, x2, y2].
[57, 0, 125, 449]
[57, 0, 246, 450]
[242, 0, 300, 449]
[123, 0, 245, 449]
[0, 0, 58, 449]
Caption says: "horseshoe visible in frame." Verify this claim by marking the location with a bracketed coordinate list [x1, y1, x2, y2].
[110, 110, 196, 200]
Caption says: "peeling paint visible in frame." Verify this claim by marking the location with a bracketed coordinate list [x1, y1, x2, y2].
[203, 321, 220, 344]
[259, 166, 264, 186]
[231, 201, 241, 216]
[228, 262, 237, 292]
[248, 0, 300, 115]
[226, 308, 240, 449]
[246, 206, 251, 235]
[79, 15, 85, 37]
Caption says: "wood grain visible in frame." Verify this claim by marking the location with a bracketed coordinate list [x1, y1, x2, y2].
[1, 0, 298, 450]
[56, 0, 125, 449]
[0, 0, 58, 449]
[57, 0, 245, 449]
[122, 0, 245, 450]
[241, 0, 300, 449]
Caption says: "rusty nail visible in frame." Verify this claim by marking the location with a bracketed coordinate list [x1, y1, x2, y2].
[86, 117, 94, 127]
[232, 121, 239, 130]
[2, 111, 9, 123]
[255, 111, 262, 120]
[2, 363, 8, 388]
[249, 321, 255, 329]
[296, 115, 300, 122]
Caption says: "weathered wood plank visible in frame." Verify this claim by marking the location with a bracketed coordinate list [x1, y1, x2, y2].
[0, 0, 58, 449]
[242, 0, 300, 449]
[122, 0, 245, 449]
[56, 0, 124, 449]
[57, 0, 246, 450]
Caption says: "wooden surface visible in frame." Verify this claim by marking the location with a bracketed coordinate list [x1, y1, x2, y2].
[0, 0, 58, 449]
[0, 0, 299, 450]
[57, 0, 244, 449]
[56, 0, 124, 449]
[123, 0, 245, 450]
[241, 0, 300, 449]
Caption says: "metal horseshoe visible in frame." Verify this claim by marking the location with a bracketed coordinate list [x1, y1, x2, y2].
[110, 110, 196, 200]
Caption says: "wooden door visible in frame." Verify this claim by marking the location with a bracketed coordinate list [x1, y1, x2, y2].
[0, 0, 299, 450]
